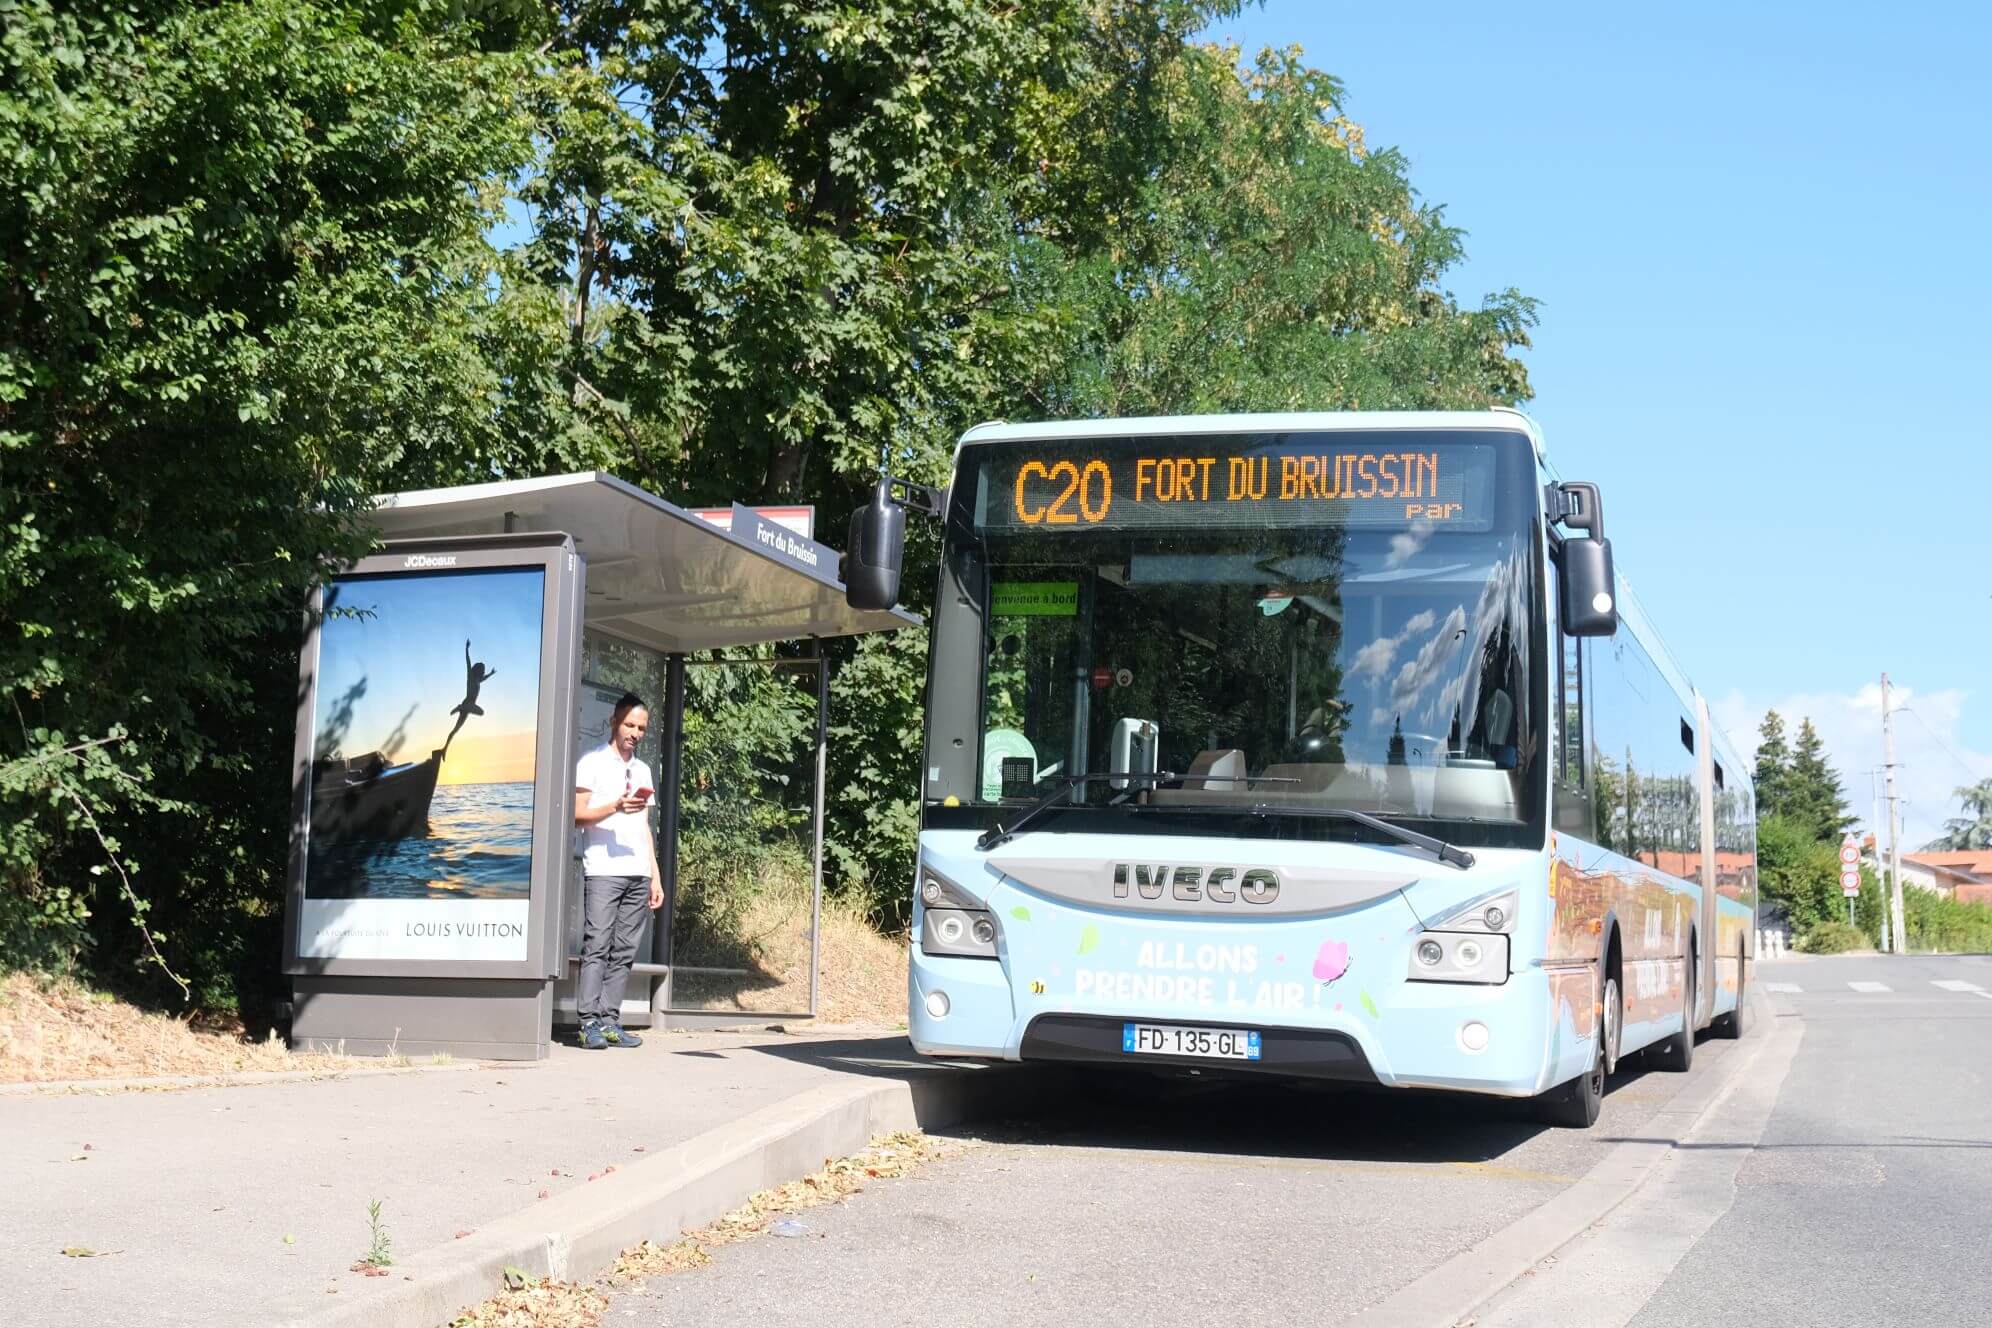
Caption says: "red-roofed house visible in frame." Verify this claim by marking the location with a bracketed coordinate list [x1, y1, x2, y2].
[1901, 851, 1992, 906]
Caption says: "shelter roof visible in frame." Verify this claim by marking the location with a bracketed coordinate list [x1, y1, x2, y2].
[366, 472, 916, 654]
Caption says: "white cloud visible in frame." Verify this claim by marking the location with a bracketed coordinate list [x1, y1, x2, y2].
[1384, 519, 1434, 570]
[1711, 683, 1992, 849]
[1348, 608, 1438, 682]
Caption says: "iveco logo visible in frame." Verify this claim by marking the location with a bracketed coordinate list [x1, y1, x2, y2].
[402, 554, 458, 569]
[1111, 864, 1280, 905]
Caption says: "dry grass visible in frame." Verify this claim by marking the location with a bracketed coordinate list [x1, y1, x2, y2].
[673, 884, 909, 1026]
[0, 972, 363, 1086]
[449, 1131, 953, 1328]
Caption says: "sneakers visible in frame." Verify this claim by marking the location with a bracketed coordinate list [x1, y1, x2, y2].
[601, 1020, 642, 1048]
[579, 1019, 608, 1050]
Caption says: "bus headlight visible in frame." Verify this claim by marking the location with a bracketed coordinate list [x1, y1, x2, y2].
[923, 907, 1000, 958]
[1406, 932, 1509, 984]
[915, 862, 1001, 958]
[1421, 888, 1520, 935]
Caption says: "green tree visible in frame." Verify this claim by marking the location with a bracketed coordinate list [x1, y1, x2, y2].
[1755, 813, 1841, 937]
[1786, 717, 1853, 842]
[504, 5, 1539, 905]
[1754, 710, 1792, 821]
[1, 0, 537, 997]
[4, 0, 1547, 994]
[1926, 779, 1992, 851]
[1033, 41, 1535, 417]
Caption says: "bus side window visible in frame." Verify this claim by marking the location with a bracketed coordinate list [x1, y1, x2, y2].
[1551, 559, 1593, 837]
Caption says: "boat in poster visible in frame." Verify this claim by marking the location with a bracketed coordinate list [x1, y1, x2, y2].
[310, 748, 445, 842]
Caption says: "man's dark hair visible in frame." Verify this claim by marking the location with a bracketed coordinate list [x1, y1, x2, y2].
[610, 692, 648, 730]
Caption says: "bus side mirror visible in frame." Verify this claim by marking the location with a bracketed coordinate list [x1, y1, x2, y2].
[844, 479, 906, 611]
[1560, 535, 1618, 637]
[1549, 481, 1617, 637]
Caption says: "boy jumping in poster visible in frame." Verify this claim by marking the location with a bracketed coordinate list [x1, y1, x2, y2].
[445, 639, 497, 748]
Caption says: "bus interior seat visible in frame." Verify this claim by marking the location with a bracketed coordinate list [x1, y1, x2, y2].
[1483, 689, 1514, 748]
[1183, 748, 1246, 790]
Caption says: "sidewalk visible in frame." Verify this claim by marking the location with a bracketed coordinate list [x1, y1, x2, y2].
[4, 1025, 964, 1328]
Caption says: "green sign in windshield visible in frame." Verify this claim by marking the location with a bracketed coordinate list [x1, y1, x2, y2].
[991, 581, 1078, 616]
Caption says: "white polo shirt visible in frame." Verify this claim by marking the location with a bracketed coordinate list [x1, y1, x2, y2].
[575, 743, 655, 877]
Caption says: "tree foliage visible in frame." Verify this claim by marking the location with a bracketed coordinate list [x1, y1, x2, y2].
[3, 0, 1542, 1003]
[1753, 710, 1791, 821]
[1, 0, 534, 995]
[1753, 710, 1851, 845]
[1926, 778, 1992, 851]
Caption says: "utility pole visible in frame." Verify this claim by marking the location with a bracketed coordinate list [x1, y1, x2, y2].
[1869, 769, 1890, 952]
[1882, 674, 1907, 954]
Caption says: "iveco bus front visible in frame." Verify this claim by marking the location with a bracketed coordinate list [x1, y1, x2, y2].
[842, 410, 1753, 1127]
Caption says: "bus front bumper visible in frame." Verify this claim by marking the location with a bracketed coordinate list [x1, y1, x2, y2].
[908, 950, 1572, 1100]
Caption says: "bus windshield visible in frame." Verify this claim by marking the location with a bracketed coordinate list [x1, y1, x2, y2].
[935, 430, 1546, 842]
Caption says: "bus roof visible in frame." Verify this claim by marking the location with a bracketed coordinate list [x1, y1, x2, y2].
[957, 409, 1544, 462]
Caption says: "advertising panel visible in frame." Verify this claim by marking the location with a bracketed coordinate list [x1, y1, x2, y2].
[286, 534, 578, 978]
[298, 566, 545, 960]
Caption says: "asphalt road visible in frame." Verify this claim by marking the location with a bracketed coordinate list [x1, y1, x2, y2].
[1478, 952, 1992, 1328]
[605, 1012, 1750, 1326]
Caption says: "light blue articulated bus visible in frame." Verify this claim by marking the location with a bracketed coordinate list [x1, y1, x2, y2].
[842, 410, 1758, 1126]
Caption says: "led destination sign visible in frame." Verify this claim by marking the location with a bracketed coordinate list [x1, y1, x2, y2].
[977, 437, 1497, 533]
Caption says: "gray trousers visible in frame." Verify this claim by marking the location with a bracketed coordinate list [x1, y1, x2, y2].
[577, 874, 652, 1022]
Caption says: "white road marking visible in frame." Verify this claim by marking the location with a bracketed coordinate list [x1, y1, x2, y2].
[1764, 982, 1803, 993]
[1933, 979, 1984, 993]
[1847, 981, 1891, 993]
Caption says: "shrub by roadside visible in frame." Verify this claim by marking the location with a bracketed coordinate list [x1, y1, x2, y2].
[1798, 921, 1866, 955]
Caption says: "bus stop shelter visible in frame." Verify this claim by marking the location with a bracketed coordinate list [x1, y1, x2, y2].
[284, 473, 915, 1059]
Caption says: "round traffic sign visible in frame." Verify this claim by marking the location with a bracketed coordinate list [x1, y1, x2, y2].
[1839, 841, 1859, 865]
[1840, 869, 1861, 894]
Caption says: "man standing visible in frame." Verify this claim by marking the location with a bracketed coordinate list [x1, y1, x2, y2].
[572, 693, 662, 1049]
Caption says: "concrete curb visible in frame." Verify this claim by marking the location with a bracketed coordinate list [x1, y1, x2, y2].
[0, 1057, 505, 1099]
[272, 1063, 1035, 1328]
[1352, 987, 1781, 1328]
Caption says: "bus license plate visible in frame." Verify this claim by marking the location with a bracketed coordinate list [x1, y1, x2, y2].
[1122, 1022, 1261, 1061]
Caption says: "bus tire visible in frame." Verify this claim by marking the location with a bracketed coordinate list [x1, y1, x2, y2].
[1649, 953, 1695, 1072]
[1537, 974, 1616, 1129]
[1712, 940, 1747, 1039]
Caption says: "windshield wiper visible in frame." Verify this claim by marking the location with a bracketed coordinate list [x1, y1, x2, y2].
[975, 772, 1181, 852]
[1243, 804, 1482, 868]
[1138, 801, 1476, 870]
[973, 779, 1473, 869]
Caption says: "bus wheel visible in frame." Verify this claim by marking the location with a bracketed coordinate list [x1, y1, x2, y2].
[1536, 975, 1615, 1129]
[1712, 940, 1748, 1039]
[1649, 955, 1695, 1072]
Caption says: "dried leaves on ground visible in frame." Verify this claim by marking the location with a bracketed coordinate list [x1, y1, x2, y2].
[450, 1131, 952, 1328]
[449, 1275, 608, 1328]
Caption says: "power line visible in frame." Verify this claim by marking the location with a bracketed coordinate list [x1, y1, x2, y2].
[1900, 707, 1989, 788]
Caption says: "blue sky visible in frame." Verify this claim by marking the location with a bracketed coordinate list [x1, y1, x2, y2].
[314, 569, 546, 783]
[1204, 1, 1992, 843]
